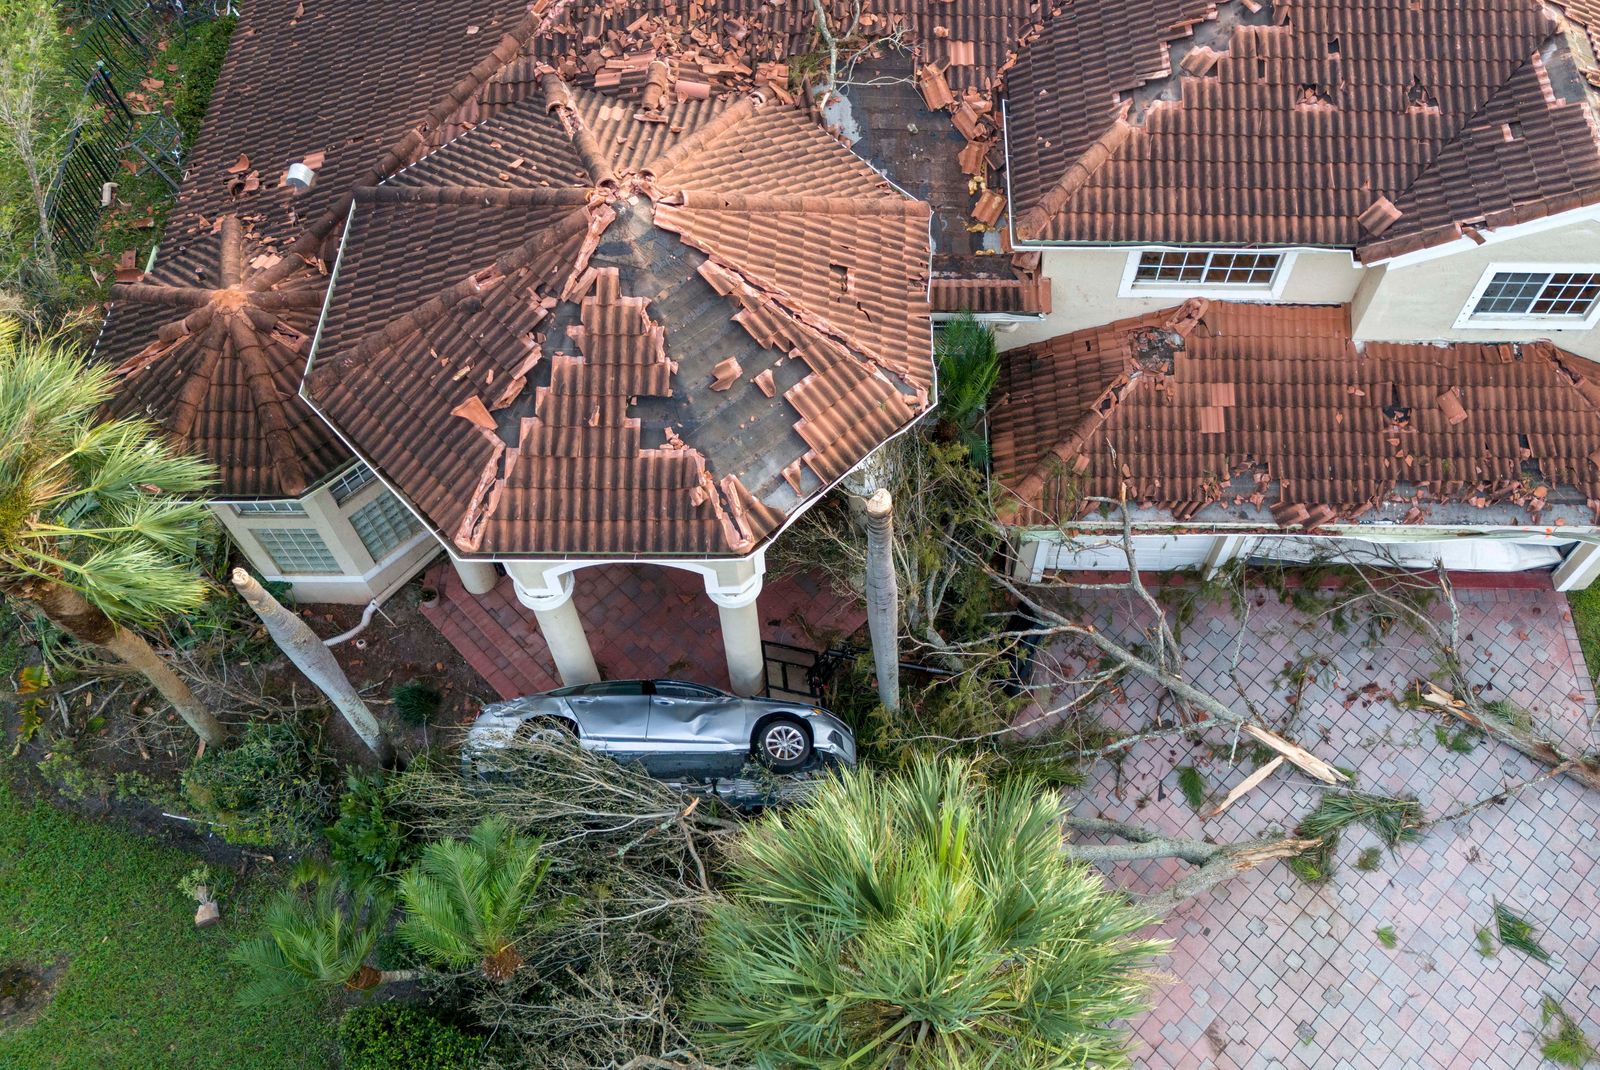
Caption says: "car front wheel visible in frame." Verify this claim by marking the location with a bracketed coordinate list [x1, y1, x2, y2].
[755, 717, 811, 771]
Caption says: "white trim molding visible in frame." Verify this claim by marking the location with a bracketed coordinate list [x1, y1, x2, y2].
[1374, 202, 1600, 270]
[1115, 247, 1299, 300]
[1451, 262, 1600, 332]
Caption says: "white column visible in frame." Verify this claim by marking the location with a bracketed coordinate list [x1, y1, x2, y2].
[508, 568, 599, 686]
[1553, 541, 1600, 592]
[1203, 534, 1251, 578]
[450, 556, 500, 596]
[703, 553, 766, 697]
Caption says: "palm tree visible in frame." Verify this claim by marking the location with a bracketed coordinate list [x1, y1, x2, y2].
[934, 313, 1000, 465]
[0, 318, 225, 745]
[861, 487, 899, 711]
[230, 863, 419, 1006]
[693, 758, 1168, 1069]
[396, 816, 551, 983]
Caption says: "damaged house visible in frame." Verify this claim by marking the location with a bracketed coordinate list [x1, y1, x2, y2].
[92, 0, 1600, 700]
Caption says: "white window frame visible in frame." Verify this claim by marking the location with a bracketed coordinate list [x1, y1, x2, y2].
[1453, 262, 1600, 331]
[1118, 248, 1297, 300]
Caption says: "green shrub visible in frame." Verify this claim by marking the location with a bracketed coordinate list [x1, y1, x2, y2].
[337, 1005, 481, 1070]
[171, 16, 238, 147]
[325, 771, 409, 884]
[36, 749, 106, 802]
[113, 770, 182, 810]
[391, 680, 442, 727]
[181, 721, 334, 847]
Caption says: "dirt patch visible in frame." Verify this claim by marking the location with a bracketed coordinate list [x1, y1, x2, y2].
[0, 960, 66, 1030]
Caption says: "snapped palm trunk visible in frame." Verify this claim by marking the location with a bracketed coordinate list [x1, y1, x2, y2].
[862, 488, 900, 712]
[19, 580, 225, 746]
[230, 569, 393, 765]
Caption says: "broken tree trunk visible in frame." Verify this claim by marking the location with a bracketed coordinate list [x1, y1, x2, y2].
[1421, 682, 1600, 792]
[231, 569, 393, 765]
[862, 488, 900, 712]
[1064, 814, 1317, 915]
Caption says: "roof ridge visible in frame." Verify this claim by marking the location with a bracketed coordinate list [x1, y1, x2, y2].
[358, 185, 592, 206]
[542, 74, 618, 186]
[1359, 42, 1558, 250]
[667, 189, 924, 215]
[639, 92, 759, 179]
[1013, 118, 1133, 239]
[1001, 300, 1208, 516]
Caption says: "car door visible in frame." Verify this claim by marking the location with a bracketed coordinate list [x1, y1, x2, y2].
[645, 681, 745, 778]
[563, 680, 653, 753]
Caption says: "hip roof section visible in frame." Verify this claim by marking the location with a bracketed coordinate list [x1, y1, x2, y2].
[305, 78, 933, 558]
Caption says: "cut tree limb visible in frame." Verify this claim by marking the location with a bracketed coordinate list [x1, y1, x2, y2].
[1239, 724, 1347, 785]
[1421, 682, 1600, 792]
[1204, 755, 1286, 818]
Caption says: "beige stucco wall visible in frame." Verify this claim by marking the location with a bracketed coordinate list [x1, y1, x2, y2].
[998, 247, 1366, 350]
[212, 475, 440, 604]
[1351, 219, 1600, 359]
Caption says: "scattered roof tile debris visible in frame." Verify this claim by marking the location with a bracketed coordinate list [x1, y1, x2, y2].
[305, 78, 931, 557]
[990, 302, 1600, 527]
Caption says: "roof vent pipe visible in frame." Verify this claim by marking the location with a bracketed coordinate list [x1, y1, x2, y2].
[285, 161, 318, 192]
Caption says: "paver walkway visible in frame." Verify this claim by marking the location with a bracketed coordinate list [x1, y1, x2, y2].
[420, 562, 864, 698]
[1031, 582, 1600, 1070]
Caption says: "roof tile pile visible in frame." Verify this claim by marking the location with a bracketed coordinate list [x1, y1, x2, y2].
[1004, 0, 1600, 253]
[990, 302, 1600, 527]
[306, 77, 931, 557]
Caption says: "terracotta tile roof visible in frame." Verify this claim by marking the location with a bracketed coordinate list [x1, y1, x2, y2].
[305, 78, 932, 558]
[990, 301, 1600, 528]
[1005, 0, 1600, 252]
[94, 217, 348, 498]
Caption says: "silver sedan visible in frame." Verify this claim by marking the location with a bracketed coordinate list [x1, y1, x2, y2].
[463, 679, 856, 777]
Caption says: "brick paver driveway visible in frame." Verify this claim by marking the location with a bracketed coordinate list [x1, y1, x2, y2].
[1031, 581, 1600, 1070]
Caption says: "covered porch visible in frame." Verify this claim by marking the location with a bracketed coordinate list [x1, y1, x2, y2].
[420, 560, 865, 701]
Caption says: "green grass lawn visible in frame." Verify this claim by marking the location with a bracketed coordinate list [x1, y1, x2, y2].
[1569, 589, 1600, 687]
[0, 781, 337, 1069]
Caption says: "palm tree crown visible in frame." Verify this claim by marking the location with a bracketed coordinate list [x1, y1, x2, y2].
[0, 319, 214, 622]
[229, 863, 393, 1007]
[397, 816, 551, 983]
[693, 758, 1167, 1070]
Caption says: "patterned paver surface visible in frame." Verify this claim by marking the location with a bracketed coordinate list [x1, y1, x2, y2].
[1031, 583, 1600, 1070]
[421, 562, 865, 698]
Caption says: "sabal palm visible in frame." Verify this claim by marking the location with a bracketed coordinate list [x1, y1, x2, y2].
[229, 864, 399, 1006]
[397, 816, 551, 982]
[693, 757, 1168, 1070]
[0, 319, 223, 743]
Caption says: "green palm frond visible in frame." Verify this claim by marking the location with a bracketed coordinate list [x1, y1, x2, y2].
[396, 816, 549, 979]
[229, 865, 391, 1007]
[0, 326, 216, 623]
[694, 758, 1165, 1069]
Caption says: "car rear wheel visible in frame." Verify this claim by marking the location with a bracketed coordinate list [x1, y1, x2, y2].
[755, 717, 811, 771]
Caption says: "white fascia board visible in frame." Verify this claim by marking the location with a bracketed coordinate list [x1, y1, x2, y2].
[1372, 202, 1600, 271]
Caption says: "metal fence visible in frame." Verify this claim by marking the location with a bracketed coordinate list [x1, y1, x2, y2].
[40, 0, 229, 263]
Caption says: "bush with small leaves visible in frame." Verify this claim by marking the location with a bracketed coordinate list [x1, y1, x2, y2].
[337, 1004, 483, 1070]
[182, 721, 335, 848]
[325, 771, 410, 884]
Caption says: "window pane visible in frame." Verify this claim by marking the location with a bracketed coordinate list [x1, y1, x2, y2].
[350, 491, 422, 562]
[1133, 251, 1280, 288]
[1475, 272, 1547, 315]
[1475, 271, 1600, 318]
[255, 528, 338, 574]
[234, 500, 306, 516]
[327, 463, 377, 505]
[583, 681, 647, 696]
[655, 682, 720, 699]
